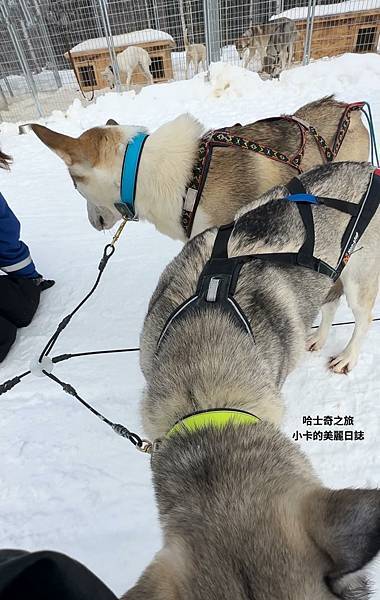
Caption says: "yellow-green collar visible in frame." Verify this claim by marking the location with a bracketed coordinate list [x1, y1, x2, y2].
[167, 408, 260, 438]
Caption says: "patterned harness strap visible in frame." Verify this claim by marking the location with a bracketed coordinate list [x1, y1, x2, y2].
[181, 102, 366, 239]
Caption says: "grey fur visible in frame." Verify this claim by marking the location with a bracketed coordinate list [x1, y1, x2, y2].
[123, 162, 380, 600]
[237, 17, 298, 76]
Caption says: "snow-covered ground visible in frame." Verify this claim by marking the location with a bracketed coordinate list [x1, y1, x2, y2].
[1, 53, 380, 596]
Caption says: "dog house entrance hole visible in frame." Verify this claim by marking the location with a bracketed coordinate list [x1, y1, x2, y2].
[78, 65, 97, 88]
[150, 56, 165, 80]
[355, 27, 376, 52]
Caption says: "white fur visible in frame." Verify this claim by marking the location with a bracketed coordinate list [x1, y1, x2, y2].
[106, 46, 153, 89]
[72, 117, 205, 239]
[135, 115, 205, 240]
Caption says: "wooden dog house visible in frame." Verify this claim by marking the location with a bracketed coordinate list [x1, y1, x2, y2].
[65, 29, 175, 90]
[274, 0, 380, 62]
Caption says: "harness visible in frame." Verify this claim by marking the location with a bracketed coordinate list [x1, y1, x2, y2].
[157, 170, 380, 352]
[181, 102, 366, 238]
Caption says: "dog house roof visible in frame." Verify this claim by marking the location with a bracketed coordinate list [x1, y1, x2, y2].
[70, 29, 175, 54]
[272, 0, 380, 20]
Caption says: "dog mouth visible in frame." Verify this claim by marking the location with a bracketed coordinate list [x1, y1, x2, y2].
[99, 215, 105, 229]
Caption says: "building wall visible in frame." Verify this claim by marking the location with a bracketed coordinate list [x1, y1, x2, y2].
[292, 10, 379, 62]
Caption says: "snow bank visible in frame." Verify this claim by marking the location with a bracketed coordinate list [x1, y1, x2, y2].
[3, 52, 376, 135]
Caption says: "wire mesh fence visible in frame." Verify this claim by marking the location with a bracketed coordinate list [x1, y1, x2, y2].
[0, 0, 379, 124]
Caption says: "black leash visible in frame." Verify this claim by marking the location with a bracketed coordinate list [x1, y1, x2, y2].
[312, 316, 380, 329]
[0, 220, 151, 454]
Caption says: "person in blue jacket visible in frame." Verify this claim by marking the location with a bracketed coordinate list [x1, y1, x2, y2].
[0, 149, 55, 362]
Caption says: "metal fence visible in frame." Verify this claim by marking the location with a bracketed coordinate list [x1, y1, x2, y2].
[0, 0, 379, 123]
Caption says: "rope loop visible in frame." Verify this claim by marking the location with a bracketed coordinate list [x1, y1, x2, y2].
[99, 244, 115, 272]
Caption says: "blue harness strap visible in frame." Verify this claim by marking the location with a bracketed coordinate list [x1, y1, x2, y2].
[117, 133, 149, 219]
[286, 193, 319, 204]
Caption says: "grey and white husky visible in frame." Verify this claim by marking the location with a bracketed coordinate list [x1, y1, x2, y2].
[123, 161, 380, 599]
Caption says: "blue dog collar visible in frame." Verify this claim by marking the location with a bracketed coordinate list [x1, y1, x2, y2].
[116, 133, 149, 220]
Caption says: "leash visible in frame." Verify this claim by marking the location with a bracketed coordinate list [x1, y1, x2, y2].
[0, 218, 152, 454]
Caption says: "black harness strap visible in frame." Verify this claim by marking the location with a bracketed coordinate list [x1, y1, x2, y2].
[337, 169, 380, 277]
[287, 177, 316, 269]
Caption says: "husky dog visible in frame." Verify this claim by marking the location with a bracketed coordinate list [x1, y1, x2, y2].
[184, 28, 207, 78]
[237, 17, 297, 75]
[110, 46, 153, 89]
[30, 97, 369, 238]
[101, 64, 115, 89]
[123, 162, 380, 598]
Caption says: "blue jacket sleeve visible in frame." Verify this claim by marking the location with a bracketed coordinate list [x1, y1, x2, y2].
[0, 192, 40, 278]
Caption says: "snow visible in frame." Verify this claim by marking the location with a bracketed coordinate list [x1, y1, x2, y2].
[274, 0, 380, 20]
[70, 29, 175, 54]
[1, 52, 380, 596]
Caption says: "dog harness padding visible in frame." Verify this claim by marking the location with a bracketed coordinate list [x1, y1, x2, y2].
[156, 223, 254, 351]
[167, 408, 260, 437]
[182, 102, 367, 237]
[116, 133, 149, 219]
[158, 170, 380, 353]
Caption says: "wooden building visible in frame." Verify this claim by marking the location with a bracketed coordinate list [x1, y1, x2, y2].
[275, 0, 380, 62]
[66, 29, 175, 90]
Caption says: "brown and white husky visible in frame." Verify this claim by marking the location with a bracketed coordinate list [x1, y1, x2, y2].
[31, 96, 369, 240]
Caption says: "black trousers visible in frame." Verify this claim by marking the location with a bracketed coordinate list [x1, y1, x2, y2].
[0, 277, 41, 362]
[0, 550, 117, 600]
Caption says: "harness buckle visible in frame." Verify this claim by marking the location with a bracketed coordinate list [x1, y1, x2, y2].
[184, 187, 198, 212]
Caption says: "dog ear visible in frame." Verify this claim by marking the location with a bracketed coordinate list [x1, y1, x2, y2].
[106, 118, 119, 126]
[305, 489, 380, 589]
[31, 124, 83, 167]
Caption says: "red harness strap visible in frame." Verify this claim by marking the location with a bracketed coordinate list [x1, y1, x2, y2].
[182, 102, 366, 239]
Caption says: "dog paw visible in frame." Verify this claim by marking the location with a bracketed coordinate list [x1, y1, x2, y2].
[328, 352, 357, 374]
[306, 332, 326, 352]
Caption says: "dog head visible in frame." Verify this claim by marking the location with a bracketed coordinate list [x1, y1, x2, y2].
[124, 424, 380, 599]
[31, 122, 147, 231]
[101, 65, 115, 88]
[235, 27, 253, 58]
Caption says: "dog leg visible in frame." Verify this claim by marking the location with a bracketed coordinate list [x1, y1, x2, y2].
[126, 69, 132, 90]
[307, 300, 340, 352]
[307, 281, 343, 352]
[329, 275, 378, 374]
[185, 56, 190, 79]
[145, 65, 153, 85]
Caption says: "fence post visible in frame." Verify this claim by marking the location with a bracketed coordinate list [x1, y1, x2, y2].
[303, 0, 317, 65]
[3, 76, 14, 98]
[203, 0, 221, 70]
[97, 0, 122, 93]
[0, 85, 8, 110]
[31, 0, 62, 89]
[0, 0, 44, 118]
